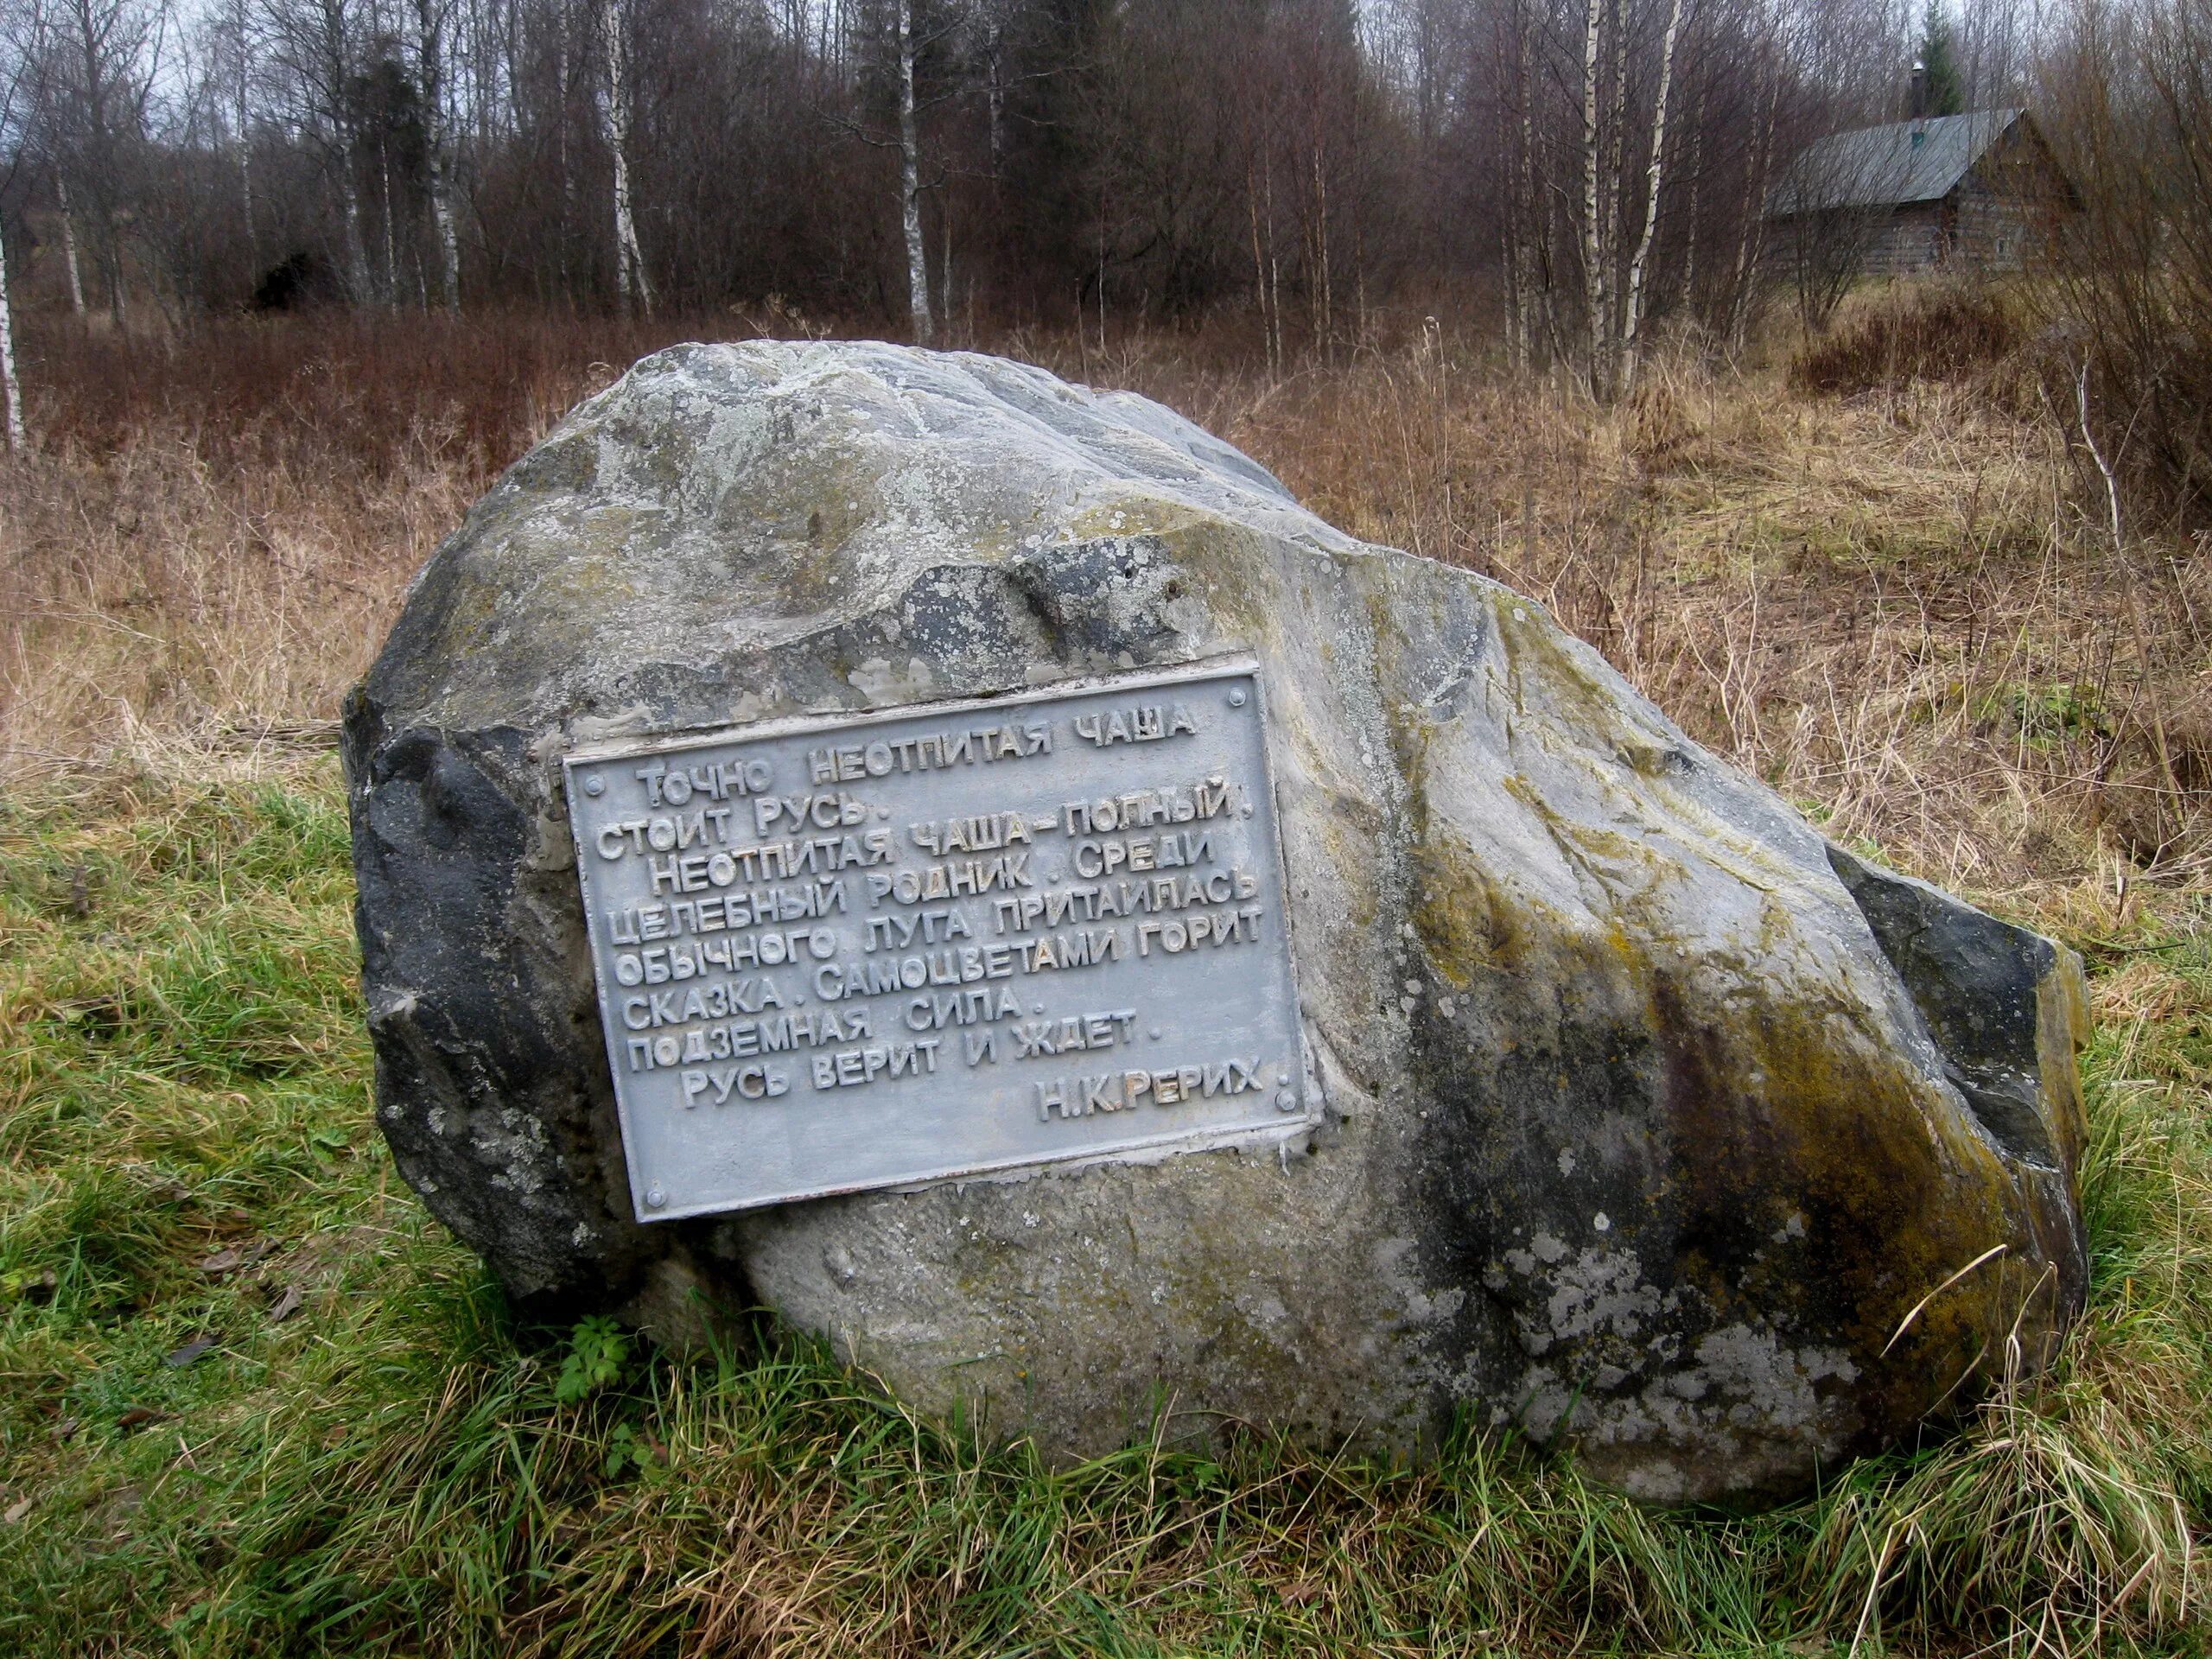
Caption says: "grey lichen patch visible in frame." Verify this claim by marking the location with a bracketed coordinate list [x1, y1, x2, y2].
[346, 340, 2089, 1507]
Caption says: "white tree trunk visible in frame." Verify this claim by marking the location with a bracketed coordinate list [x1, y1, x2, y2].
[1580, 0, 1608, 398]
[339, 164, 373, 303]
[237, 48, 256, 262]
[380, 143, 399, 302]
[985, 29, 1003, 178]
[57, 172, 87, 316]
[239, 143, 256, 262]
[429, 150, 461, 310]
[417, 0, 462, 310]
[0, 217, 25, 450]
[601, 0, 652, 315]
[1618, 0, 1688, 398]
[897, 0, 931, 345]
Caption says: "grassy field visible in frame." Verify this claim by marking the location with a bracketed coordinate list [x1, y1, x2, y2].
[3, 297, 2210, 1654]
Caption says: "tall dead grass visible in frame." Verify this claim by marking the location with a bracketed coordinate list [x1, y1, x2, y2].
[5, 295, 2209, 912]
[1178, 315, 2212, 910]
[0, 312, 692, 774]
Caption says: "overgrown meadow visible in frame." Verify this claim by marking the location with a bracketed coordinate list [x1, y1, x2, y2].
[2, 297, 2209, 1654]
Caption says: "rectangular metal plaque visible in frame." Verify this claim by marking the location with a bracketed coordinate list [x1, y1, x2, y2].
[563, 658, 1310, 1221]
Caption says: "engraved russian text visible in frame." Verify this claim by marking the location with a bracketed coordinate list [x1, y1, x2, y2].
[564, 659, 1306, 1221]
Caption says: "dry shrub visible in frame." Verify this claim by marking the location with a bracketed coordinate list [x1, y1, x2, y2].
[26, 309, 696, 477]
[1789, 284, 2021, 397]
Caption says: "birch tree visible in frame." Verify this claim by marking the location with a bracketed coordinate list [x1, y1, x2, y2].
[261, 0, 372, 300]
[1617, 0, 1686, 395]
[1580, 0, 1609, 395]
[598, 0, 649, 314]
[835, 0, 970, 346]
[896, 0, 928, 341]
[41, 0, 166, 325]
[54, 167, 86, 312]
[414, 0, 462, 308]
[0, 211, 22, 448]
[0, 0, 41, 448]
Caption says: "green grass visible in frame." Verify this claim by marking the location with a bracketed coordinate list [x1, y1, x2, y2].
[2, 763, 2208, 1656]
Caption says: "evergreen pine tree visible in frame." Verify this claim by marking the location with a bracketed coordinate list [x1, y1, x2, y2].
[1918, 0, 1966, 116]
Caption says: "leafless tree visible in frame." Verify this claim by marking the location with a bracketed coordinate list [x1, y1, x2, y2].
[597, 0, 649, 313]
[0, 0, 43, 445]
[2034, 0, 2212, 527]
[32, 0, 167, 324]
[414, 0, 463, 308]
[259, 0, 374, 300]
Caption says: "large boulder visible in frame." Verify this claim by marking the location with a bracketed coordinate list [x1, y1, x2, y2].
[345, 340, 2089, 1505]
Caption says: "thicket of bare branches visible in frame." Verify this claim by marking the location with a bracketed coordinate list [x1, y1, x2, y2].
[0, 0, 1946, 354]
[2033, 0, 2212, 531]
[0, 0, 2206, 486]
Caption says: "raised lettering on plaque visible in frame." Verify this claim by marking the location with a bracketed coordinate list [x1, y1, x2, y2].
[563, 658, 1309, 1221]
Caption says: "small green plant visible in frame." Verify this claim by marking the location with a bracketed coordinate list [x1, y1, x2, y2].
[554, 1314, 631, 1406]
[601, 1420, 658, 1479]
[1974, 679, 2108, 747]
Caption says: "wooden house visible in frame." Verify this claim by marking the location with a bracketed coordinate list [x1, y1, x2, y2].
[1766, 109, 2078, 276]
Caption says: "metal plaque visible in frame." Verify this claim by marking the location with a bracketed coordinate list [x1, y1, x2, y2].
[563, 658, 1310, 1222]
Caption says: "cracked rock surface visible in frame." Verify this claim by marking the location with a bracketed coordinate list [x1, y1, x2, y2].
[346, 340, 2089, 1504]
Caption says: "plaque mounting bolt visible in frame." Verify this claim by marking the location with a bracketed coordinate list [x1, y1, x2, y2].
[1228, 689, 1248, 708]
[645, 1187, 667, 1209]
[1274, 1090, 1298, 1111]
[1149, 1026, 1162, 1039]
[583, 775, 605, 797]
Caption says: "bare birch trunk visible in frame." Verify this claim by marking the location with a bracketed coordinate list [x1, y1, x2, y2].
[601, 0, 652, 315]
[418, 0, 462, 310]
[239, 144, 256, 264]
[238, 61, 256, 263]
[340, 165, 373, 304]
[429, 149, 461, 311]
[1265, 158, 1283, 371]
[1580, 0, 1608, 398]
[1247, 157, 1272, 375]
[1599, 0, 1630, 393]
[380, 142, 399, 303]
[556, 10, 575, 305]
[1680, 82, 1707, 313]
[985, 28, 1003, 179]
[57, 173, 87, 316]
[1311, 133, 1332, 353]
[897, 0, 931, 345]
[0, 219, 25, 450]
[1618, 0, 1687, 398]
[1514, 0, 1539, 372]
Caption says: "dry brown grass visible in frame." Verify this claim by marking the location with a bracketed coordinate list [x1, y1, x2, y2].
[0, 311, 690, 776]
[6, 297, 2209, 924]
[1066, 307, 2212, 918]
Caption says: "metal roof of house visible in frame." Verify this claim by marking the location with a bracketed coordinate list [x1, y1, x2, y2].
[1767, 109, 2025, 217]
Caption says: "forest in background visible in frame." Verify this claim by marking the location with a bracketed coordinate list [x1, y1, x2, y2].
[0, 0, 2209, 459]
